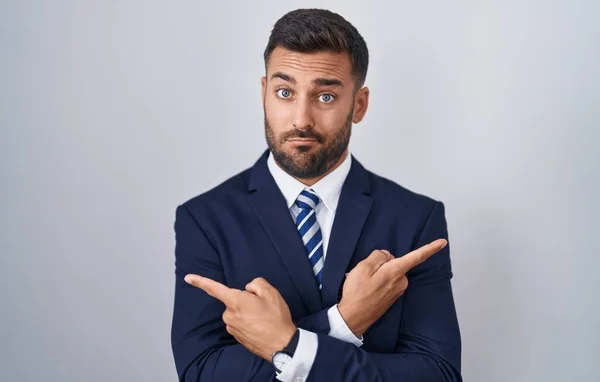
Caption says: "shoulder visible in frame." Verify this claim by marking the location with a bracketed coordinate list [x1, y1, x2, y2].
[366, 167, 441, 211]
[177, 166, 251, 215]
[362, 166, 449, 249]
[360, 165, 446, 237]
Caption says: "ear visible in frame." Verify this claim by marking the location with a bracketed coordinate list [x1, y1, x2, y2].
[261, 76, 267, 110]
[352, 86, 370, 124]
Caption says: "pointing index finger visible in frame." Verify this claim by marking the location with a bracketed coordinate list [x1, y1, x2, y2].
[184, 274, 237, 306]
[392, 239, 448, 274]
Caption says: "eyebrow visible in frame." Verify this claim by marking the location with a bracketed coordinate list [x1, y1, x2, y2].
[271, 72, 344, 87]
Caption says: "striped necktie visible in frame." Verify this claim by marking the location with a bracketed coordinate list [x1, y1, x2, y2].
[295, 188, 325, 290]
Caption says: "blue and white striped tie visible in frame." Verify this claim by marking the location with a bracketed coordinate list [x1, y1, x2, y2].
[295, 188, 325, 289]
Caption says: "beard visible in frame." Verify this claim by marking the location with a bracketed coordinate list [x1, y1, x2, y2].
[264, 109, 353, 179]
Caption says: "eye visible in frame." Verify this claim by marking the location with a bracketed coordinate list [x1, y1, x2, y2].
[276, 89, 292, 99]
[318, 94, 335, 103]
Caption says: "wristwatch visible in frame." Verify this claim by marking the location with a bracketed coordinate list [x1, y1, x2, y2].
[271, 329, 300, 374]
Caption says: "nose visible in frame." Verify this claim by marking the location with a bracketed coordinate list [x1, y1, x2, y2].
[292, 97, 314, 130]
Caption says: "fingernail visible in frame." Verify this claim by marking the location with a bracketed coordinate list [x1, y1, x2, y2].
[184, 275, 192, 284]
[440, 240, 448, 249]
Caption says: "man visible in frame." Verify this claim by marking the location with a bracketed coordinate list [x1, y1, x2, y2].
[171, 8, 461, 382]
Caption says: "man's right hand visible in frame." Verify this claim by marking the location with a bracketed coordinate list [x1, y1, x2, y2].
[337, 239, 448, 337]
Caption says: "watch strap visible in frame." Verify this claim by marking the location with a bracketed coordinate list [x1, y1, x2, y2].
[283, 329, 300, 356]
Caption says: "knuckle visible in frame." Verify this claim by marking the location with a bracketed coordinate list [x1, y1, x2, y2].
[400, 277, 409, 290]
[353, 261, 369, 273]
[375, 250, 388, 260]
[369, 249, 381, 257]
[367, 250, 384, 261]
[358, 266, 374, 278]
[378, 264, 392, 278]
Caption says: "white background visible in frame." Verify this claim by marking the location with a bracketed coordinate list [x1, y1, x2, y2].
[1, 1, 598, 381]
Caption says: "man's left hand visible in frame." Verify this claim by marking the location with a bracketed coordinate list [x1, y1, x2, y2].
[184, 274, 297, 361]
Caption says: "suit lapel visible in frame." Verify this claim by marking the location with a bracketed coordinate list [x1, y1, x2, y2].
[247, 151, 322, 313]
[321, 157, 373, 308]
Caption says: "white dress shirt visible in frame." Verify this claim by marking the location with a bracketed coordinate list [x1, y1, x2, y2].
[267, 151, 363, 382]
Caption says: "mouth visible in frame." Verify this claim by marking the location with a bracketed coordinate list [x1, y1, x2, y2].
[287, 138, 318, 143]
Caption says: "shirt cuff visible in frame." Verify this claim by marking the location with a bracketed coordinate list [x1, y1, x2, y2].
[276, 328, 318, 382]
[327, 304, 364, 347]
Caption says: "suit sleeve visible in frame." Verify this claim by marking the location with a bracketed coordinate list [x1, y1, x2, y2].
[295, 305, 363, 346]
[304, 201, 462, 382]
[277, 304, 365, 382]
[294, 308, 330, 334]
[171, 204, 276, 382]
[171, 204, 364, 381]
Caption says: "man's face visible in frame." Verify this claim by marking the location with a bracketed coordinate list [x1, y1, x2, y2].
[261, 47, 369, 180]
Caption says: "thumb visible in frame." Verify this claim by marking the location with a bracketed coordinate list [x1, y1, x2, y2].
[245, 277, 273, 298]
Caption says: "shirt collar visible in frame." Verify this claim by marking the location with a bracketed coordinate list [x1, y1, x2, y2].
[267, 150, 352, 213]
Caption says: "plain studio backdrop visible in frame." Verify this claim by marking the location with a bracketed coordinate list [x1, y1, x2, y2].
[1, 1, 598, 381]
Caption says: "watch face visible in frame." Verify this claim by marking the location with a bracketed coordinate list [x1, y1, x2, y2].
[272, 351, 293, 373]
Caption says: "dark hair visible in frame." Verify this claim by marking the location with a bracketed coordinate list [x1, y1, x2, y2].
[263, 9, 369, 89]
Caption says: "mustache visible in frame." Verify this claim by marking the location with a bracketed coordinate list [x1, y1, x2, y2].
[281, 129, 324, 143]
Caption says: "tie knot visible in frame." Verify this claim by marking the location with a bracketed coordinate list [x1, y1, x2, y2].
[295, 189, 321, 210]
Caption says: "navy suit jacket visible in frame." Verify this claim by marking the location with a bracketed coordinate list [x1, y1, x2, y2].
[171, 150, 462, 381]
